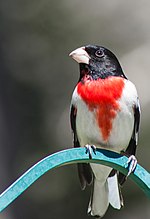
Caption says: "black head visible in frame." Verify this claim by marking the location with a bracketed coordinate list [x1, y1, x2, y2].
[69, 45, 127, 80]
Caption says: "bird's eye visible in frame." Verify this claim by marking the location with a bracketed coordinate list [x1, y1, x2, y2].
[95, 50, 104, 58]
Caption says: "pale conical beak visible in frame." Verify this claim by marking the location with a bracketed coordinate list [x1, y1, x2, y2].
[69, 46, 90, 64]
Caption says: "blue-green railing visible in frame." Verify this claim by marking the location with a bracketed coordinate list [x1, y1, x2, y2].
[0, 148, 150, 212]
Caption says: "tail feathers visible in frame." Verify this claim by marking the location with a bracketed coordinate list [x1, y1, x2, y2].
[88, 174, 123, 217]
[108, 174, 124, 209]
[88, 179, 109, 217]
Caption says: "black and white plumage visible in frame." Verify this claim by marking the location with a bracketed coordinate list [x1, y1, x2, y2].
[69, 45, 140, 217]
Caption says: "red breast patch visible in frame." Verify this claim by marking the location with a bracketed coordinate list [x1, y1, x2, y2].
[77, 76, 125, 141]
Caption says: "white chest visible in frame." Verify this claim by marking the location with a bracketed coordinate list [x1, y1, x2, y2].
[71, 80, 138, 152]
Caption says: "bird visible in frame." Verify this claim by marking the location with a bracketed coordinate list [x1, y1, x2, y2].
[69, 45, 140, 218]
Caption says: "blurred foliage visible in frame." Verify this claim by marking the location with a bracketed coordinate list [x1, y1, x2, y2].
[0, 0, 150, 218]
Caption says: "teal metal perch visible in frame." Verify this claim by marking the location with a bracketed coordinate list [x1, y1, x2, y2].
[0, 148, 150, 212]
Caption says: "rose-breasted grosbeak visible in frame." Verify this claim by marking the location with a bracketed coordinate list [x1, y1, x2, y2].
[69, 45, 140, 217]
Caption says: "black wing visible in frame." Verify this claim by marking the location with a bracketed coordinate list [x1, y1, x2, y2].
[70, 105, 93, 190]
[118, 101, 140, 185]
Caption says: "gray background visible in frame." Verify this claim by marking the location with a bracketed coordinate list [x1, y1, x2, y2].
[0, 0, 150, 218]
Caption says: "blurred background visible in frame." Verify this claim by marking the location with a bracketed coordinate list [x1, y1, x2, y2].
[0, 0, 150, 218]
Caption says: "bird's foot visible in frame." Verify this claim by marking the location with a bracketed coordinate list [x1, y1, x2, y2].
[126, 155, 137, 177]
[85, 144, 96, 159]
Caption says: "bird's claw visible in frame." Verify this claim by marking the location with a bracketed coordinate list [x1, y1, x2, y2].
[126, 155, 137, 177]
[85, 144, 96, 159]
